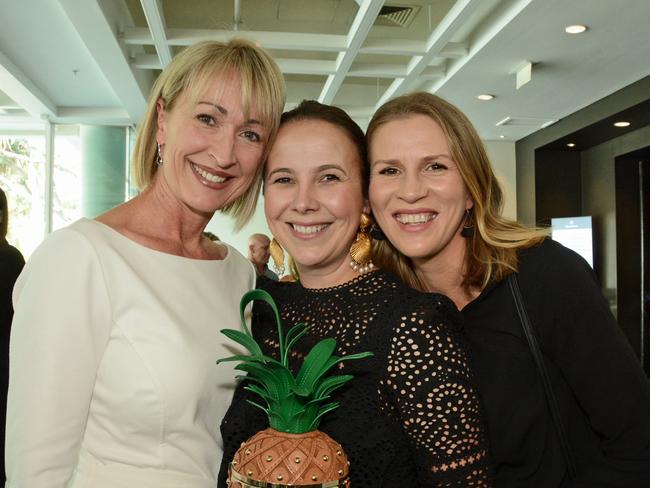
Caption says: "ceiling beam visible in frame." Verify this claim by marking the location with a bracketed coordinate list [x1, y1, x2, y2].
[440, 42, 469, 59]
[420, 65, 446, 80]
[123, 27, 347, 52]
[57, 0, 149, 123]
[359, 38, 425, 56]
[426, 0, 535, 94]
[319, 0, 385, 104]
[0, 50, 57, 119]
[132, 54, 163, 70]
[56, 107, 132, 125]
[133, 54, 338, 76]
[348, 63, 405, 78]
[374, 0, 483, 109]
[140, 0, 173, 67]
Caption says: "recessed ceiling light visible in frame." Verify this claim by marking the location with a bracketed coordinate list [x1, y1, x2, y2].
[477, 94, 494, 101]
[567, 142, 576, 147]
[565, 24, 587, 34]
[614, 121, 631, 127]
[499, 135, 505, 139]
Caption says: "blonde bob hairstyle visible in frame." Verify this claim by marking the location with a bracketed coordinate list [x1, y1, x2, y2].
[367, 92, 547, 292]
[131, 38, 286, 229]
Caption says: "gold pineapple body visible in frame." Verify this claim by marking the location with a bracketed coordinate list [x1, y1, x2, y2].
[230, 428, 350, 487]
[219, 290, 371, 488]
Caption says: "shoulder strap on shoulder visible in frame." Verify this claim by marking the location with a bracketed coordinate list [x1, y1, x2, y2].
[508, 273, 577, 479]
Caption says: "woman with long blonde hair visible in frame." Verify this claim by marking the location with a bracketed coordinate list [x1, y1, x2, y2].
[367, 91, 650, 487]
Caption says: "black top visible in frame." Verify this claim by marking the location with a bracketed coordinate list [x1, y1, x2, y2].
[1, 241, 25, 483]
[219, 269, 492, 487]
[0, 241, 24, 330]
[463, 239, 650, 487]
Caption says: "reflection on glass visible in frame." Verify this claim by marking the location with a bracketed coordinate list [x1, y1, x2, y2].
[52, 125, 81, 231]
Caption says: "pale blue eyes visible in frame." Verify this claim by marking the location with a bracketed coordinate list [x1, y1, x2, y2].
[197, 114, 215, 125]
[270, 174, 342, 185]
[195, 114, 261, 142]
[273, 177, 292, 184]
[377, 163, 446, 175]
[320, 174, 341, 182]
[426, 163, 446, 171]
[242, 131, 261, 142]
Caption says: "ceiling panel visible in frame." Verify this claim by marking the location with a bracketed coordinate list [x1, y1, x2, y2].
[0, 0, 648, 141]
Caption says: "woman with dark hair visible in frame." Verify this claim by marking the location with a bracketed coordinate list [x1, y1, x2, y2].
[0, 187, 25, 484]
[219, 100, 492, 487]
[367, 91, 650, 487]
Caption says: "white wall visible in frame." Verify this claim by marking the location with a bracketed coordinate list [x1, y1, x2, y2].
[206, 193, 272, 257]
[484, 140, 517, 220]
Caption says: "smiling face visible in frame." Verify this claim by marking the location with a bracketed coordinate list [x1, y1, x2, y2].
[369, 114, 473, 268]
[264, 119, 366, 286]
[155, 74, 268, 217]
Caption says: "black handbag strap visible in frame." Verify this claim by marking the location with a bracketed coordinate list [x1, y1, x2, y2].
[507, 273, 577, 479]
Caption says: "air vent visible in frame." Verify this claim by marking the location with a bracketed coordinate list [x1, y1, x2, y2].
[375, 5, 420, 28]
[496, 116, 557, 128]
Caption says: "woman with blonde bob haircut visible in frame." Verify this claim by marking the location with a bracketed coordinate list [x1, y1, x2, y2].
[132, 38, 285, 228]
[367, 91, 650, 486]
[7, 38, 285, 488]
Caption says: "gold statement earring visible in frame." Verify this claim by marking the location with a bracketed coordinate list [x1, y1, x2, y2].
[269, 237, 286, 276]
[349, 213, 375, 274]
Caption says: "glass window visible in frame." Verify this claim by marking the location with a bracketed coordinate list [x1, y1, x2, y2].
[52, 124, 82, 231]
[0, 132, 46, 258]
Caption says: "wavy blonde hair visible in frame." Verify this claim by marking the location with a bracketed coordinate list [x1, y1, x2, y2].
[131, 38, 285, 229]
[367, 92, 547, 292]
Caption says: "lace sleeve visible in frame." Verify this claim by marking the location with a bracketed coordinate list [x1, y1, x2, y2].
[382, 296, 492, 486]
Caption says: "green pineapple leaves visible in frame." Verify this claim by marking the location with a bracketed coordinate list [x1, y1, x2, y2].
[217, 289, 373, 434]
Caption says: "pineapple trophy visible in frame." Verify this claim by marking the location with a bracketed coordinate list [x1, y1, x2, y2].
[218, 289, 373, 487]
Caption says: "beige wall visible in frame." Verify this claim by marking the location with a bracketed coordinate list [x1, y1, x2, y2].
[580, 124, 650, 298]
[516, 76, 650, 226]
[580, 146, 617, 292]
[484, 140, 517, 220]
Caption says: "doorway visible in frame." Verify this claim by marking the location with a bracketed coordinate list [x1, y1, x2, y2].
[615, 146, 650, 375]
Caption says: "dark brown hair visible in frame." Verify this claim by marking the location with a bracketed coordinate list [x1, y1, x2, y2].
[267, 100, 368, 279]
[276, 100, 368, 196]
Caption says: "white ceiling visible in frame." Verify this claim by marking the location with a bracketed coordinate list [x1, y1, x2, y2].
[0, 0, 648, 140]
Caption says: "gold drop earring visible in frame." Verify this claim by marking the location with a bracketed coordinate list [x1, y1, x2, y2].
[349, 213, 375, 274]
[269, 237, 286, 276]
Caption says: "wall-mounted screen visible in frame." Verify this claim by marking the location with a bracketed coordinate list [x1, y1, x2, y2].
[551, 216, 594, 268]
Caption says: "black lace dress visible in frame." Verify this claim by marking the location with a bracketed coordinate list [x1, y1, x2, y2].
[219, 270, 492, 487]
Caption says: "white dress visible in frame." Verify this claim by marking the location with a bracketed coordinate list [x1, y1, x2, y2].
[6, 219, 256, 488]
